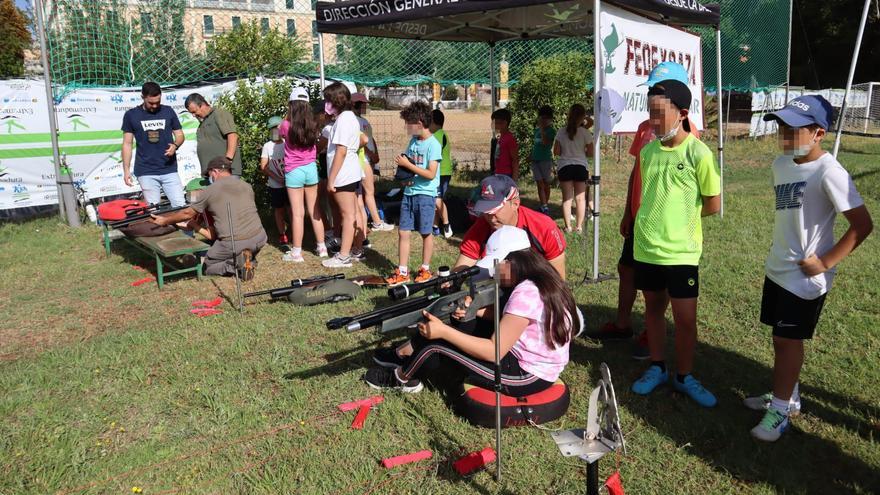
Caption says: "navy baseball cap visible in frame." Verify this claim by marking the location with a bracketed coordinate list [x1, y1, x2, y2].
[763, 95, 834, 130]
[471, 175, 519, 215]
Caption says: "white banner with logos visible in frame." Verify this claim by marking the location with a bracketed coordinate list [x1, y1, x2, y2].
[598, 4, 705, 133]
[749, 86, 870, 137]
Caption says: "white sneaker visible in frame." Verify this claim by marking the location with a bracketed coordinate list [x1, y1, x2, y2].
[282, 251, 304, 263]
[443, 224, 453, 238]
[371, 221, 394, 232]
[316, 245, 329, 258]
[350, 249, 365, 262]
[321, 253, 352, 268]
[750, 408, 790, 442]
[743, 392, 801, 417]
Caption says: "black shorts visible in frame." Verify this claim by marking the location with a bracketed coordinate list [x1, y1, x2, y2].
[619, 226, 635, 267]
[334, 181, 360, 193]
[317, 153, 328, 180]
[634, 261, 699, 299]
[760, 277, 827, 340]
[557, 165, 589, 182]
[268, 187, 289, 208]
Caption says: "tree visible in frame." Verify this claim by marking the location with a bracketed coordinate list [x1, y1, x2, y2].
[208, 21, 307, 78]
[0, 0, 32, 78]
[507, 51, 594, 177]
[134, 0, 209, 84]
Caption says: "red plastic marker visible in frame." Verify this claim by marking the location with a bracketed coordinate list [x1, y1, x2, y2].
[381, 450, 432, 469]
[131, 276, 155, 287]
[192, 297, 223, 308]
[350, 404, 371, 430]
[604, 471, 625, 495]
[190, 308, 223, 318]
[337, 395, 384, 412]
[453, 447, 496, 475]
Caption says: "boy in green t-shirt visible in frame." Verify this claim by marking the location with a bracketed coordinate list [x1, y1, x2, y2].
[430, 109, 454, 238]
[531, 105, 556, 215]
[630, 79, 721, 408]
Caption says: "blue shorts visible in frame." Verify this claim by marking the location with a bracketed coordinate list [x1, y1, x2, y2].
[437, 175, 452, 199]
[285, 162, 319, 188]
[399, 194, 436, 235]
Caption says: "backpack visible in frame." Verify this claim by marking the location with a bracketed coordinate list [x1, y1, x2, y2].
[97, 199, 149, 222]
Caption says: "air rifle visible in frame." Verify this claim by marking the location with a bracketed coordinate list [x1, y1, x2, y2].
[244, 273, 345, 299]
[107, 201, 190, 229]
[387, 266, 482, 300]
[327, 278, 496, 333]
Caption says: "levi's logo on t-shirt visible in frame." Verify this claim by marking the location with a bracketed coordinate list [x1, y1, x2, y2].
[141, 119, 166, 131]
[774, 181, 806, 210]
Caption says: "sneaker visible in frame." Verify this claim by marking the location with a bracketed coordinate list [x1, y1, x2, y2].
[316, 245, 329, 258]
[585, 322, 634, 341]
[432, 225, 441, 236]
[321, 253, 352, 268]
[671, 374, 717, 408]
[279, 234, 289, 245]
[743, 392, 801, 417]
[350, 249, 366, 262]
[372, 221, 394, 232]
[631, 331, 650, 360]
[373, 347, 406, 368]
[326, 237, 341, 254]
[750, 408, 790, 442]
[539, 204, 550, 215]
[362, 238, 372, 249]
[631, 365, 666, 396]
[282, 250, 304, 263]
[363, 366, 423, 393]
[236, 249, 255, 282]
[414, 267, 433, 283]
[442, 224, 453, 238]
[385, 268, 411, 286]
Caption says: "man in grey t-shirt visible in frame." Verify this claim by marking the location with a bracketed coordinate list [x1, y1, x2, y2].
[185, 93, 242, 177]
[151, 157, 266, 280]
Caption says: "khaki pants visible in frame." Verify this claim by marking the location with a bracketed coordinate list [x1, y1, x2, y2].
[204, 230, 267, 276]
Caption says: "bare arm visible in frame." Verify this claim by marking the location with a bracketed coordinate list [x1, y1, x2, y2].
[225, 132, 238, 159]
[540, 127, 553, 146]
[151, 207, 197, 226]
[452, 254, 478, 272]
[122, 132, 135, 186]
[701, 195, 721, 217]
[800, 205, 873, 275]
[548, 253, 566, 280]
[621, 165, 636, 237]
[553, 141, 561, 156]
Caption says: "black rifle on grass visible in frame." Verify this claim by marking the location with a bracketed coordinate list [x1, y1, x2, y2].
[244, 274, 346, 300]
[327, 278, 496, 333]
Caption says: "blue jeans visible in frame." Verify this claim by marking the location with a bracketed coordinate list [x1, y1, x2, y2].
[138, 173, 186, 207]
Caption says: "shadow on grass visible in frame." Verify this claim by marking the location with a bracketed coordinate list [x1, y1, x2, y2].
[569, 307, 880, 494]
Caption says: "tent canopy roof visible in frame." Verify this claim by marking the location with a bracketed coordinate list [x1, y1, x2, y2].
[316, 0, 719, 42]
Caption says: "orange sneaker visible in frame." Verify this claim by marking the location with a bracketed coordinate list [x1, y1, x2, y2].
[385, 268, 411, 286]
[414, 267, 433, 283]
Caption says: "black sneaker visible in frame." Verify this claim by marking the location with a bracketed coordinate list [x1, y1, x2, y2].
[363, 366, 423, 393]
[362, 238, 372, 249]
[373, 347, 406, 368]
[236, 249, 255, 282]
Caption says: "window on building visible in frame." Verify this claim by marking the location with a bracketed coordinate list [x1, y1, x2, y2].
[203, 15, 214, 36]
[313, 43, 320, 61]
[261, 18, 270, 34]
[286, 0, 294, 8]
[311, 0, 317, 9]
[287, 19, 296, 37]
[312, 20, 317, 37]
[140, 13, 152, 33]
[232, 16, 241, 29]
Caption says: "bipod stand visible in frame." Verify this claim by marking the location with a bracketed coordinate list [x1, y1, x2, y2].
[550, 363, 625, 495]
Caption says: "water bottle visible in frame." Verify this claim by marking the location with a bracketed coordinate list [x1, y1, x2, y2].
[85, 204, 98, 224]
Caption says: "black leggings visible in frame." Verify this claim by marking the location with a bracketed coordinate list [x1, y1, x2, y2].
[398, 320, 554, 397]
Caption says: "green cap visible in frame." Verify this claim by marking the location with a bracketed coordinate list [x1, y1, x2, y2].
[286, 279, 360, 306]
[185, 177, 211, 192]
[267, 116, 283, 129]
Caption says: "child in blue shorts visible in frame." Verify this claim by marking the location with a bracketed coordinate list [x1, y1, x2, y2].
[386, 101, 441, 286]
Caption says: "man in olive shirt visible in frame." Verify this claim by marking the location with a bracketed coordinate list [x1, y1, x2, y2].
[185, 93, 242, 177]
[151, 157, 266, 280]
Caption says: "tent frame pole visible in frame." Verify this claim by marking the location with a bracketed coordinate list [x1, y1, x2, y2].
[489, 43, 496, 112]
[716, 28, 724, 218]
[318, 33, 326, 88]
[590, 0, 602, 281]
[832, 0, 871, 158]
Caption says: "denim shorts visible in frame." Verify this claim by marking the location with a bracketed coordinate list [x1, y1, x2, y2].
[399, 194, 436, 234]
[285, 162, 319, 188]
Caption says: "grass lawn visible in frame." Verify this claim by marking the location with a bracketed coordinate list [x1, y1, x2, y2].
[1, 134, 878, 494]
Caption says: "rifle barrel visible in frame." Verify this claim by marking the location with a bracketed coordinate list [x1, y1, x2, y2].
[388, 266, 481, 300]
[326, 294, 433, 330]
[244, 273, 346, 299]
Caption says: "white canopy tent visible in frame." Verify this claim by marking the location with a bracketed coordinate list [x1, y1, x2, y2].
[314, 0, 724, 282]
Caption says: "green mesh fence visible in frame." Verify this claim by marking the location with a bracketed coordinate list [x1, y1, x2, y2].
[39, 0, 790, 95]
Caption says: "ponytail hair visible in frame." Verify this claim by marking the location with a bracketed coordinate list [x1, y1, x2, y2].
[506, 249, 576, 348]
[565, 103, 587, 140]
[287, 100, 318, 147]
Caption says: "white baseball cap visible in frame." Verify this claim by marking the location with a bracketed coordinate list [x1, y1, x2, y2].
[476, 225, 531, 275]
[289, 87, 309, 102]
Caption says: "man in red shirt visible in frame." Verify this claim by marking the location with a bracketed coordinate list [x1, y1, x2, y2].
[490, 109, 519, 181]
[455, 175, 566, 279]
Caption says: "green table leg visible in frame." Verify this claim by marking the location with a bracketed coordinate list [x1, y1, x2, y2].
[156, 253, 164, 290]
[103, 225, 111, 256]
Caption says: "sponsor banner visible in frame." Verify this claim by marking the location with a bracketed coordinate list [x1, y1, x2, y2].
[598, 3, 704, 133]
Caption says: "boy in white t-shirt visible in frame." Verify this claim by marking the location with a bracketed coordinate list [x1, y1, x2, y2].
[259, 116, 290, 244]
[745, 95, 873, 442]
